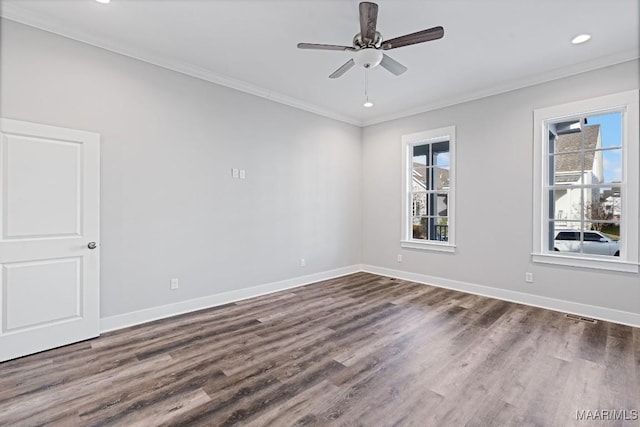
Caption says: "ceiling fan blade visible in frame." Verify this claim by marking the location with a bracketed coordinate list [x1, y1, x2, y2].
[381, 26, 444, 50]
[380, 54, 407, 76]
[359, 2, 379, 45]
[329, 59, 355, 78]
[297, 43, 355, 51]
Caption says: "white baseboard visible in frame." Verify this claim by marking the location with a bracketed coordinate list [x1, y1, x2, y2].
[101, 263, 640, 333]
[361, 264, 640, 328]
[100, 264, 363, 333]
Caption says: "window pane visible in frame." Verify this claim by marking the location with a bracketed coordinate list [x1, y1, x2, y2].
[424, 192, 448, 217]
[413, 144, 429, 160]
[582, 222, 620, 257]
[585, 112, 622, 150]
[552, 152, 585, 185]
[587, 186, 621, 223]
[435, 151, 449, 168]
[582, 150, 598, 183]
[411, 193, 427, 216]
[598, 148, 622, 184]
[412, 216, 449, 242]
[412, 144, 429, 189]
[549, 189, 582, 221]
[599, 222, 621, 243]
[412, 164, 428, 189]
[436, 193, 448, 216]
[412, 217, 427, 240]
[551, 223, 581, 253]
[435, 167, 450, 190]
[552, 119, 582, 153]
[434, 218, 449, 242]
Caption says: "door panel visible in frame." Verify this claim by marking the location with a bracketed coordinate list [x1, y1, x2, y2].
[3, 258, 81, 331]
[3, 135, 81, 239]
[0, 119, 100, 362]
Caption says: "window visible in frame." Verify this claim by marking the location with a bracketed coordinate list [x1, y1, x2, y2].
[402, 126, 455, 252]
[533, 90, 639, 272]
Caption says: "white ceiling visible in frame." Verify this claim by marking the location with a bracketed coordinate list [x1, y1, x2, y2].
[1, 0, 638, 126]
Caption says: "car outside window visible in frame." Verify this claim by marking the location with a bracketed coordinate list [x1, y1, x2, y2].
[556, 232, 577, 241]
[584, 232, 603, 242]
[532, 90, 638, 272]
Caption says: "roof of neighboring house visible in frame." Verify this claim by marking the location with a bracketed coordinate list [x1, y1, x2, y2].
[555, 125, 600, 176]
[601, 188, 621, 199]
[412, 164, 450, 191]
[435, 167, 449, 190]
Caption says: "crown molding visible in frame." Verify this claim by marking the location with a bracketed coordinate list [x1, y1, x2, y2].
[362, 49, 639, 127]
[1, 3, 637, 129]
[0, 4, 363, 127]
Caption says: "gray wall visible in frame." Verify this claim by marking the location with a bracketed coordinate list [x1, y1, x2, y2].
[362, 59, 640, 315]
[0, 20, 362, 317]
[2, 18, 638, 322]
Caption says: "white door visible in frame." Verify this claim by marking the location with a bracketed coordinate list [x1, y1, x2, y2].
[0, 118, 100, 362]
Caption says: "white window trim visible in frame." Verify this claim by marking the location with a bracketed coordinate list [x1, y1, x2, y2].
[532, 90, 639, 273]
[401, 125, 456, 252]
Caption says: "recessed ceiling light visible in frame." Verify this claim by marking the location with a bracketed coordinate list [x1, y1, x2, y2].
[571, 34, 591, 44]
[96, 0, 110, 4]
[363, 100, 374, 108]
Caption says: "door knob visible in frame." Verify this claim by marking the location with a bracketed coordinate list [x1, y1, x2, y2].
[87, 242, 97, 250]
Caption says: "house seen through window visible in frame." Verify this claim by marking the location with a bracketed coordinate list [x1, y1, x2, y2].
[547, 112, 622, 257]
[533, 90, 639, 272]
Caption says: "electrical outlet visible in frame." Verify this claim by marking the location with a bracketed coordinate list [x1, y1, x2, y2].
[170, 278, 179, 290]
[525, 272, 533, 283]
[239, 169, 246, 179]
[300, 258, 306, 267]
[397, 254, 402, 262]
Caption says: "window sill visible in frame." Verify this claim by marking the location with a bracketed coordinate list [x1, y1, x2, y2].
[532, 253, 639, 273]
[401, 240, 456, 253]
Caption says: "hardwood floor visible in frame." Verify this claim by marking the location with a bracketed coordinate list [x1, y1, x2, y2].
[1, 272, 638, 426]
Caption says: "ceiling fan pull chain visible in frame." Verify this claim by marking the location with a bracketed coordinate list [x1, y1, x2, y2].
[364, 69, 368, 98]
[363, 69, 373, 108]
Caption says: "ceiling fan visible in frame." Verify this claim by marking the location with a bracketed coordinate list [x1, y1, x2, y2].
[297, 1, 444, 78]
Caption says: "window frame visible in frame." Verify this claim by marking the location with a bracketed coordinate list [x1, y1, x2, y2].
[532, 90, 639, 273]
[401, 125, 456, 252]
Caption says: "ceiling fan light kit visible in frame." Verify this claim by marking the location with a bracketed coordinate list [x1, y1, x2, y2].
[353, 48, 383, 69]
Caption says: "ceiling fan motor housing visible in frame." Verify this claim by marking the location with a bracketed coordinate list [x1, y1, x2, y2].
[354, 48, 383, 69]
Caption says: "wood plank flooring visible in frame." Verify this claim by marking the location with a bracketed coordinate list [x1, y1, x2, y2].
[1, 272, 638, 426]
